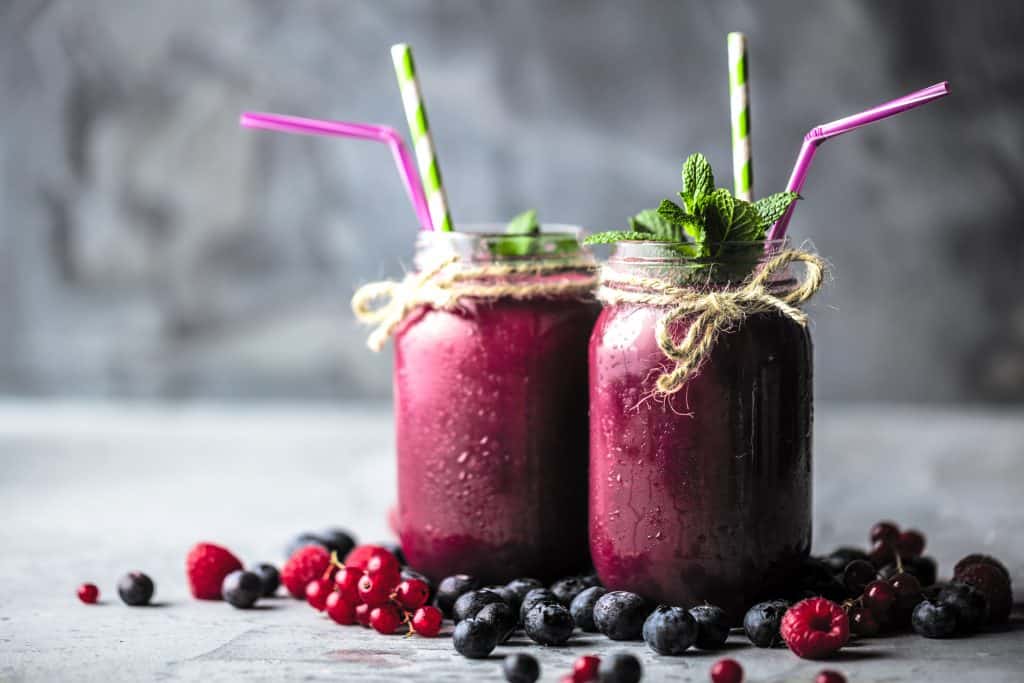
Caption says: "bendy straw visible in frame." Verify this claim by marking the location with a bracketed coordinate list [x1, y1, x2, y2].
[240, 112, 434, 231]
[767, 81, 950, 240]
[391, 44, 454, 232]
[727, 32, 753, 201]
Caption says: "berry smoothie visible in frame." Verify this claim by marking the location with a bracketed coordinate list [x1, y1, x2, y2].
[394, 230, 597, 583]
[589, 245, 813, 619]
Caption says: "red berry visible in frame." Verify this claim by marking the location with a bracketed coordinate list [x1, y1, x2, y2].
[394, 578, 430, 610]
[333, 565, 362, 602]
[780, 597, 850, 659]
[816, 670, 847, 683]
[365, 549, 401, 579]
[560, 677, 575, 683]
[889, 572, 922, 610]
[411, 605, 443, 637]
[867, 540, 895, 568]
[709, 658, 743, 683]
[185, 542, 243, 600]
[896, 530, 926, 558]
[863, 580, 896, 618]
[956, 563, 1013, 624]
[953, 554, 1010, 582]
[343, 544, 389, 571]
[305, 578, 332, 611]
[355, 602, 372, 627]
[77, 583, 99, 604]
[841, 560, 876, 594]
[325, 591, 358, 625]
[572, 655, 600, 682]
[869, 521, 900, 545]
[358, 572, 393, 607]
[369, 603, 404, 634]
[848, 606, 879, 637]
[280, 545, 331, 599]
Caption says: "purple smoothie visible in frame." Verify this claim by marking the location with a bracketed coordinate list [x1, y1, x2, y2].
[394, 231, 597, 584]
[588, 244, 813, 619]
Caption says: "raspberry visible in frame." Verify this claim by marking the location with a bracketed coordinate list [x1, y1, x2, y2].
[186, 542, 243, 600]
[955, 562, 1013, 624]
[780, 598, 849, 659]
[280, 545, 331, 599]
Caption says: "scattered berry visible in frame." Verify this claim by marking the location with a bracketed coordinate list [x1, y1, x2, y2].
[358, 572, 397, 607]
[896, 529, 926, 558]
[222, 570, 262, 609]
[453, 618, 498, 658]
[343, 543, 388, 570]
[118, 571, 155, 606]
[524, 602, 575, 645]
[186, 543, 243, 600]
[953, 554, 1010, 582]
[955, 562, 1013, 624]
[411, 605, 443, 637]
[365, 548, 401, 581]
[848, 605, 880, 637]
[841, 560, 876, 594]
[333, 565, 362, 602]
[572, 655, 600, 682]
[642, 605, 698, 655]
[862, 580, 896, 618]
[911, 599, 958, 638]
[453, 588, 506, 623]
[520, 588, 559, 624]
[597, 652, 642, 683]
[570, 586, 607, 633]
[743, 600, 788, 647]
[354, 602, 372, 627]
[936, 582, 989, 633]
[709, 658, 743, 683]
[477, 601, 518, 643]
[500, 578, 544, 612]
[502, 653, 541, 683]
[780, 597, 849, 659]
[395, 578, 431, 610]
[305, 578, 333, 611]
[550, 576, 590, 606]
[870, 521, 900, 546]
[689, 605, 731, 649]
[369, 603, 404, 634]
[435, 574, 482, 618]
[251, 563, 280, 597]
[325, 591, 357, 625]
[77, 583, 99, 605]
[889, 572, 923, 610]
[593, 591, 649, 641]
[280, 545, 331, 599]
[815, 670, 847, 683]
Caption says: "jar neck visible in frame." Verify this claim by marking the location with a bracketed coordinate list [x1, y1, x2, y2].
[603, 239, 793, 287]
[414, 226, 593, 270]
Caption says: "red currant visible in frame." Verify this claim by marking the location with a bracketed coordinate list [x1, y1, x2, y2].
[572, 655, 600, 682]
[816, 671, 847, 683]
[889, 572, 922, 609]
[333, 565, 362, 602]
[355, 602, 372, 627]
[868, 540, 895, 568]
[869, 520, 900, 545]
[365, 549, 401, 579]
[325, 591, 357, 625]
[357, 572, 394, 607]
[304, 578, 332, 611]
[394, 578, 430, 610]
[710, 658, 743, 683]
[896, 530, 926, 558]
[77, 583, 99, 604]
[369, 603, 404, 634]
[848, 606, 879, 637]
[411, 605, 443, 637]
[863, 580, 896, 618]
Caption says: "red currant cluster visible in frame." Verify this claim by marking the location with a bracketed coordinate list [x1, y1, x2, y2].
[302, 544, 442, 637]
[843, 520, 927, 635]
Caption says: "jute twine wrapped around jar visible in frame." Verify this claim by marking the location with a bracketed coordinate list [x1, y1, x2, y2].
[597, 249, 826, 395]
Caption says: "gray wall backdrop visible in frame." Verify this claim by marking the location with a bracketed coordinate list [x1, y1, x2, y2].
[1, 0, 1022, 402]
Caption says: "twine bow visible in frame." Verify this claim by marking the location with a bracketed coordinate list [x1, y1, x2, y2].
[352, 256, 596, 351]
[597, 249, 826, 395]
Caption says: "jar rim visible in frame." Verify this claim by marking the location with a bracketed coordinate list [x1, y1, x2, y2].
[415, 224, 593, 266]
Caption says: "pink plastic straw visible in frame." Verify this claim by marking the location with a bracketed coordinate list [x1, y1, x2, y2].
[767, 81, 950, 240]
[240, 112, 434, 231]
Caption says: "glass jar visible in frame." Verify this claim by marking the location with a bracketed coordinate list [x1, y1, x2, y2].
[394, 227, 598, 583]
[588, 240, 813, 619]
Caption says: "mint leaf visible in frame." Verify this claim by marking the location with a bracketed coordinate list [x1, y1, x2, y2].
[630, 209, 678, 240]
[492, 235, 535, 256]
[681, 153, 714, 214]
[506, 209, 539, 235]
[583, 231, 657, 245]
[729, 199, 763, 242]
[657, 199, 705, 246]
[708, 189, 735, 232]
[752, 192, 799, 230]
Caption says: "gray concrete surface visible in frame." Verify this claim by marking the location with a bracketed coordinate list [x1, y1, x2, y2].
[0, 401, 1022, 681]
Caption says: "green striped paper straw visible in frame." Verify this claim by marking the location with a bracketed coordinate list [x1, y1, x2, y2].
[727, 32, 753, 202]
[390, 43, 453, 232]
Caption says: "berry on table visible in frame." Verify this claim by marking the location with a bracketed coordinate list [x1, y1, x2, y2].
[77, 583, 99, 605]
[780, 597, 849, 659]
[889, 572, 923, 610]
[896, 529, 926, 558]
[411, 605, 443, 637]
[452, 618, 498, 658]
[453, 588, 506, 623]
[953, 554, 1010, 581]
[358, 572, 397, 607]
[868, 540, 895, 568]
[500, 578, 544, 611]
[365, 548, 401, 581]
[325, 591, 357, 625]
[936, 581, 988, 633]
[476, 601, 517, 643]
[743, 600, 788, 647]
[709, 657, 743, 683]
[394, 578, 431, 610]
[911, 599, 958, 638]
[550, 576, 590, 606]
[285, 528, 356, 559]
[815, 670, 847, 683]
[118, 571, 155, 606]
[305, 578, 333, 611]
[251, 563, 280, 597]
[955, 562, 1013, 624]
[870, 520, 900, 546]
[570, 586, 607, 633]
[502, 652, 541, 683]
[280, 545, 331, 599]
[847, 605, 880, 637]
[592, 591, 649, 641]
[862, 580, 896, 618]
[572, 655, 600, 682]
[524, 602, 575, 646]
[343, 544, 388, 570]
[369, 603, 404, 634]
[689, 605, 730, 649]
[841, 560, 876, 594]
[354, 602, 372, 627]
[435, 574, 482, 618]
[597, 652, 642, 683]
[186, 542, 243, 600]
[222, 570, 262, 609]
[520, 588, 559, 624]
[642, 605, 698, 655]
[333, 565, 362, 602]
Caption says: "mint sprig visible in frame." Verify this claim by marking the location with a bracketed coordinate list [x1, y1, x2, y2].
[490, 210, 578, 257]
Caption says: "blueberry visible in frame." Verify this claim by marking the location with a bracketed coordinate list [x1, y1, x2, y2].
[597, 652, 642, 683]
[452, 618, 498, 658]
[570, 586, 607, 632]
[435, 574, 482, 618]
[743, 600, 788, 647]
[580, 573, 603, 588]
[593, 591, 650, 641]
[937, 582, 989, 633]
[642, 605, 698, 655]
[550, 576, 589, 606]
[477, 601, 518, 643]
[519, 588, 559, 624]
[523, 602, 574, 645]
[222, 570, 262, 609]
[823, 547, 870, 574]
[117, 571, 155, 607]
[502, 653, 540, 683]
[912, 599, 958, 638]
[497, 578, 542, 612]
[688, 604, 731, 649]
[251, 563, 280, 597]
[453, 588, 505, 623]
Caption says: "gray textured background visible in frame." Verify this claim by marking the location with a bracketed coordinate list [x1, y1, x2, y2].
[1, 0, 1022, 402]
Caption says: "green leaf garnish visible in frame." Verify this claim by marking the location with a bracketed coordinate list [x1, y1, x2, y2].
[753, 191, 800, 227]
[506, 209, 540, 235]
[583, 231, 659, 245]
[490, 210, 579, 257]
